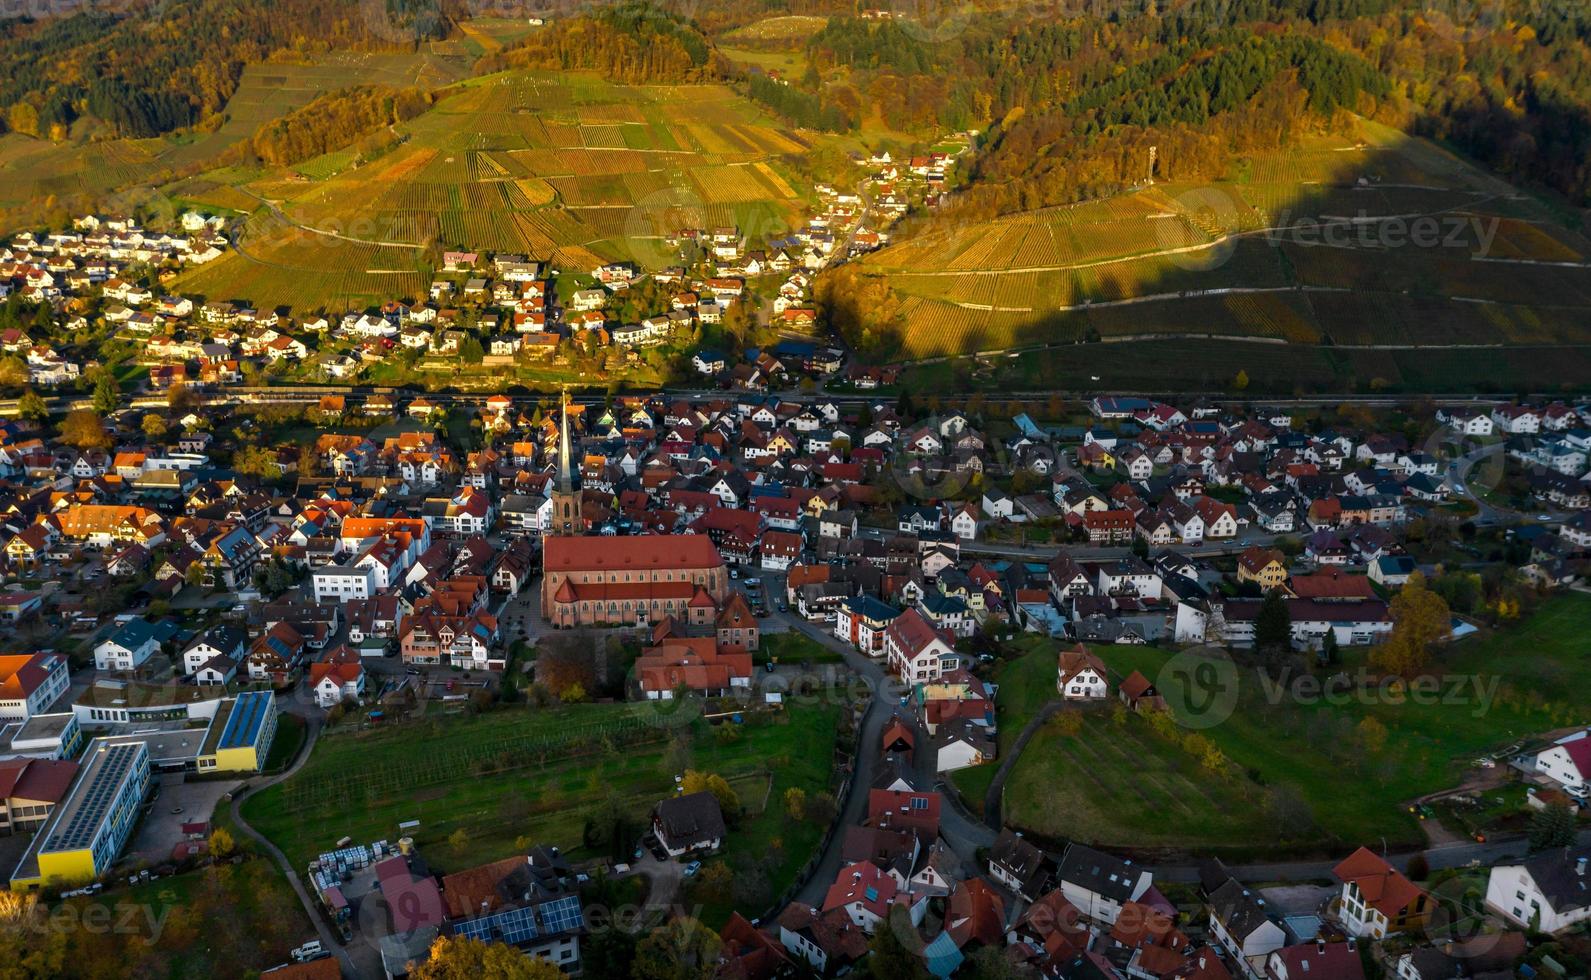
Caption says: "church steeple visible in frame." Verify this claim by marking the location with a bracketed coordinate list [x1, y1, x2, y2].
[549, 388, 579, 536]
[557, 387, 573, 494]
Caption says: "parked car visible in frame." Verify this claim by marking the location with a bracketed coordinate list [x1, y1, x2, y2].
[682, 861, 702, 878]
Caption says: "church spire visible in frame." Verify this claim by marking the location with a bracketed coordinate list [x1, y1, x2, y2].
[557, 387, 573, 493]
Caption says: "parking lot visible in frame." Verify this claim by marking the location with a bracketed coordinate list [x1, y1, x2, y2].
[128, 772, 245, 865]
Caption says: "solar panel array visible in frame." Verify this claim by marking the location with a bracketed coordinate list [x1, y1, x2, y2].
[538, 895, 584, 935]
[48, 743, 141, 852]
[455, 905, 539, 946]
[219, 691, 271, 750]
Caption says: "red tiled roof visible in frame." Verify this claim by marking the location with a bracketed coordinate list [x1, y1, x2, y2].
[543, 534, 723, 572]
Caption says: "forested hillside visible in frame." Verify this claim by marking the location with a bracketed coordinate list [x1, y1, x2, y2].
[0, 0, 449, 139]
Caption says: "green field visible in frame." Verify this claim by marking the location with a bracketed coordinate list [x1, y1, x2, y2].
[242, 697, 841, 889]
[860, 125, 1591, 362]
[995, 594, 1591, 857]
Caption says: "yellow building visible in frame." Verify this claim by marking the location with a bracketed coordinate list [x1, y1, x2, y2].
[197, 691, 278, 774]
[1236, 547, 1289, 591]
[10, 739, 150, 889]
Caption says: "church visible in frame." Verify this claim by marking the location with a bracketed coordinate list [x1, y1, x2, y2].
[540, 392, 729, 628]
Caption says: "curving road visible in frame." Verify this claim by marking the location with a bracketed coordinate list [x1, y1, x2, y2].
[227, 710, 374, 979]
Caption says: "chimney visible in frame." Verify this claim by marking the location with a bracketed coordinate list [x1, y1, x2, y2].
[1578, 857, 1588, 877]
[1316, 941, 1326, 955]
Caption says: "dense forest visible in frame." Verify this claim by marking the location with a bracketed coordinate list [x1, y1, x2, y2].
[0, 0, 449, 139]
[234, 86, 431, 168]
[478, 2, 721, 84]
[724, 0, 1591, 210]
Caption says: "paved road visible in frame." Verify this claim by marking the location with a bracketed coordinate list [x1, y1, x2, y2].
[981, 700, 1067, 830]
[782, 613, 904, 909]
[228, 709, 376, 979]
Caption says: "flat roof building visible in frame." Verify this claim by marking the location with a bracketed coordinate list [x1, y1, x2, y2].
[11, 738, 150, 889]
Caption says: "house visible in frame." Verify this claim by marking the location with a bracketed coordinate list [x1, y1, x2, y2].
[1534, 730, 1591, 794]
[309, 653, 366, 709]
[1485, 849, 1591, 933]
[1056, 645, 1109, 700]
[653, 791, 725, 857]
[634, 636, 751, 699]
[836, 594, 901, 656]
[1236, 548, 1288, 590]
[93, 619, 173, 671]
[823, 860, 925, 934]
[1265, 942, 1365, 980]
[1118, 671, 1166, 713]
[1208, 877, 1289, 980]
[884, 608, 958, 685]
[1332, 847, 1430, 939]
[438, 849, 585, 971]
[989, 829, 1053, 901]
[181, 626, 246, 677]
[1056, 842, 1152, 924]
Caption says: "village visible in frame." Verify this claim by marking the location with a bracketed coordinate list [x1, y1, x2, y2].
[0, 145, 953, 397]
[0, 351, 1585, 979]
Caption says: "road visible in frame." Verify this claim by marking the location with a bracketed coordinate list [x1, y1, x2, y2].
[228, 708, 376, 980]
[781, 612, 903, 909]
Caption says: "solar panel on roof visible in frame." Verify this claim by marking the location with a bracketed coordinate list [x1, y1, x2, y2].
[455, 905, 539, 945]
[218, 692, 269, 750]
[46, 742, 141, 853]
[538, 895, 584, 935]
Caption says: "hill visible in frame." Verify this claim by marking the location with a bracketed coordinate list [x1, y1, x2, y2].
[167, 69, 849, 313]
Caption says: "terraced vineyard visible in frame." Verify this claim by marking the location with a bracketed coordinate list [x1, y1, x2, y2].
[171, 70, 843, 313]
[860, 127, 1591, 359]
[0, 50, 473, 227]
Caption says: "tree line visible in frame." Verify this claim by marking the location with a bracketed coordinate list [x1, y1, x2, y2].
[234, 86, 431, 168]
[0, 0, 449, 140]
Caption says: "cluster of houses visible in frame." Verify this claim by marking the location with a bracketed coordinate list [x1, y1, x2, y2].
[0, 212, 229, 386]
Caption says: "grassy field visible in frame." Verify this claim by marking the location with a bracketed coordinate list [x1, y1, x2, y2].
[861, 126, 1591, 362]
[997, 594, 1591, 856]
[171, 69, 848, 314]
[242, 697, 840, 880]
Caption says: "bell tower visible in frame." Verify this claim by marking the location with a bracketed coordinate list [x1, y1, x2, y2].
[548, 388, 580, 536]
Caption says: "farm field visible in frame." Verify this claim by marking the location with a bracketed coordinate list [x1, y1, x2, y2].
[241, 695, 842, 895]
[861, 129, 1591, 360]
[170, 69, 845, 314]
[0, 50, 473, 230]
[996, 594, 1591, 856]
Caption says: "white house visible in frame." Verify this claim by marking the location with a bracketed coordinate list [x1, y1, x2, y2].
[1056, 646, 1109, 700]
[1484, 850, 1591, 933]
[1534, 730, 1591, 795]
[1055, 843, 1151, 925]
[93, 620, 166, 672]
[1207, 878, 1288, 980]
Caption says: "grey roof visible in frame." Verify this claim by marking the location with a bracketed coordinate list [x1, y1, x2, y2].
[1057, 842, 1141, 903]
[1208, 877, 1277, 940]
[655, 791, 726, 845]
[1522, 848, 1591, 914]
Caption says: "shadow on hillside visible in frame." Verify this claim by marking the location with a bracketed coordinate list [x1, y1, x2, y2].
[865, 118, 1591, 396]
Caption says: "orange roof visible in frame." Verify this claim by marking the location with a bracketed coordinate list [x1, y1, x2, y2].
[1333, 846, 1425, 918]
[0, 652, 58, 700]
[543, 534, 723, 573]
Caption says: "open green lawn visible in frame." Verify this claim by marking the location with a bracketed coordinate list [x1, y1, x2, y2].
[243, 698, 840, 883]
[997, 594, 1591, 857]
[756, 629, 844, 665]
